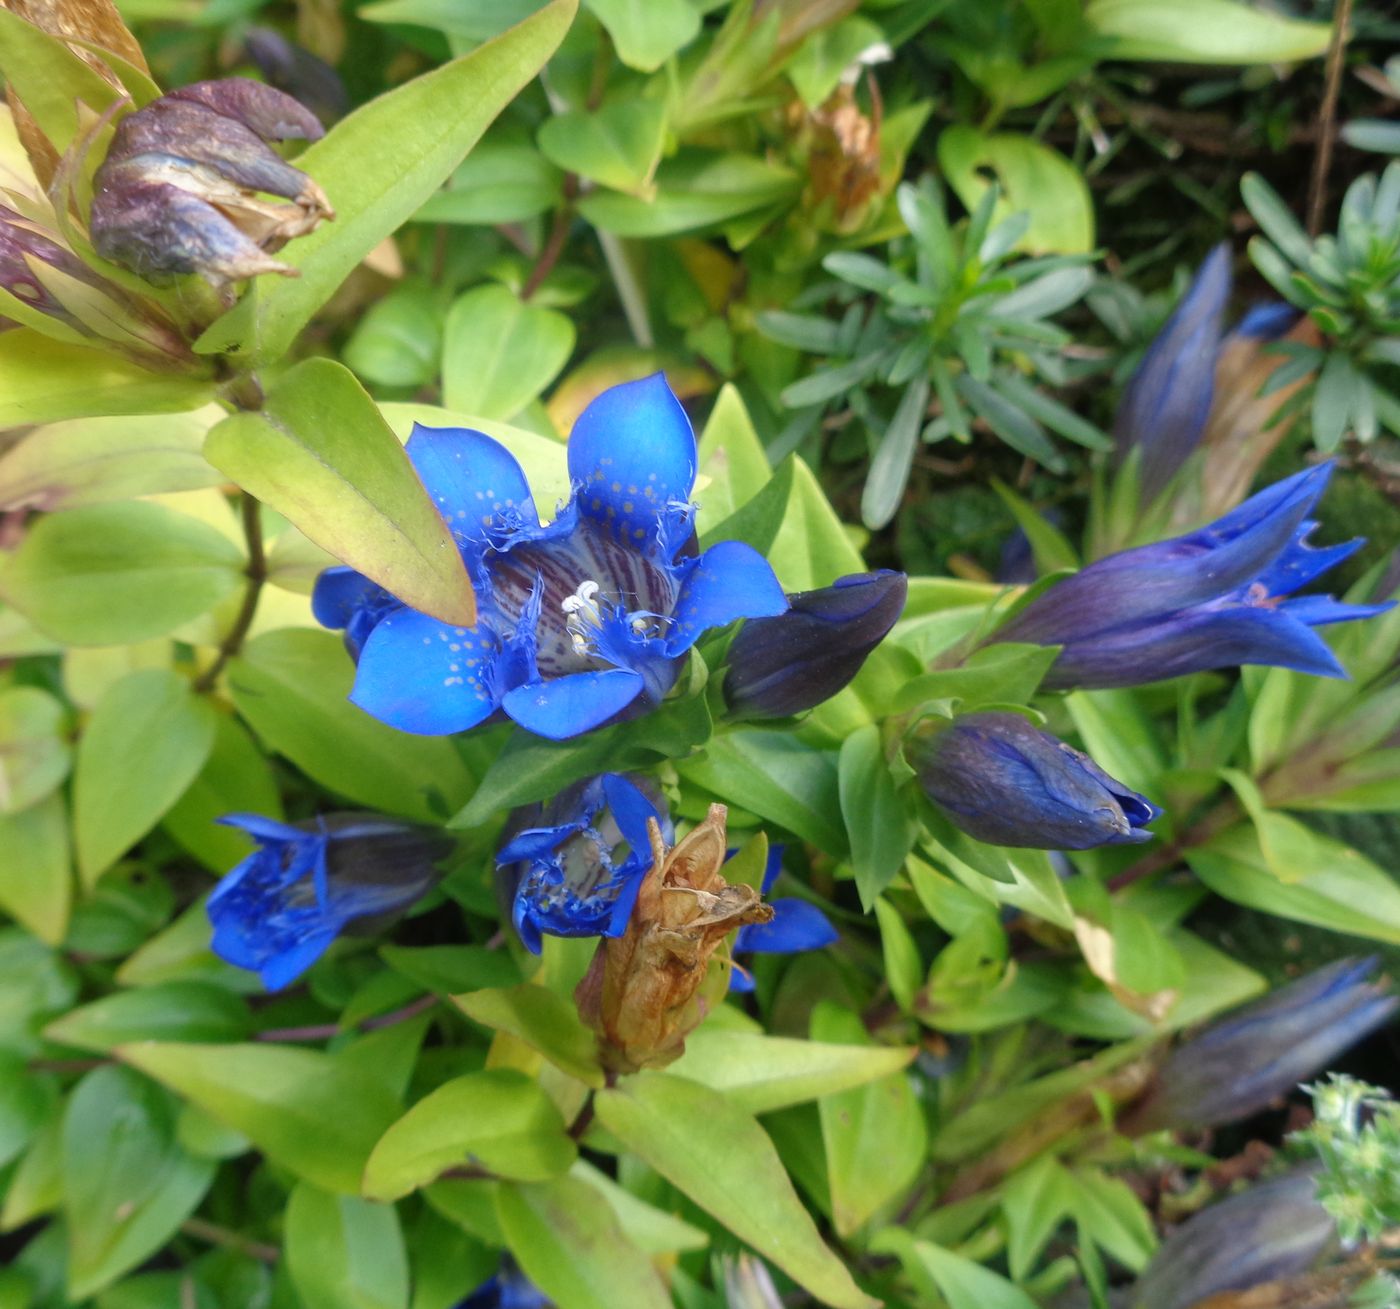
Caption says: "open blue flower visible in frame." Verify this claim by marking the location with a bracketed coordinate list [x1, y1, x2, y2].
[497, 774, 673, 955]
[207, 812, 447, 990]
[729, 845, 838, 992]
[313, 374, 788, 740]
[994, 463, 1391, 690]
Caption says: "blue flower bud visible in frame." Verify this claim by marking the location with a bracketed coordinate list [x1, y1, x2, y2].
[911, 711, 1160, 850]
[994, 463, 1393, 690]
[723, 571, 907, 718]
[1129, 1172, 1334, 1309]
[458, 1259, 550, 1309]
[207, 812, 451, 991]
[91, 78, 333, 287]
[1123, 957, 1396, 1134]
[243, 28, 349, 125]
[497, 774, 673, 955]
[1115, 243, 1232, 504]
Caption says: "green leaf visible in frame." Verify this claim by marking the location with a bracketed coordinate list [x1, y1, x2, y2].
[205, 358, 475, 627]
[892, 644, 1061, 716]
[0, 330, 215, 428]
[117, 1042, 403, 1195]
[2, 1110, 63, 1231]
[342, 282, 446, 389]
[667, 1027, 917, 1114]
[812, 1004, 926, 1237]
[0, 10, 125, 157]
[0, 501, 244, 645]
[1188, 824, 1400, 944]
[1084, 0, 1331, 63]
[162, 714, 284, 873]
[0, 686, 69, 814]
[0, 793, 71, 944]
[938, 127, 1093, 255]
[0, 1051, 50, 1170]
[569, 1159, 709, 1254]
[874, 900, 923, 1014]
[862, 376, 930, 530]
[870, 1230, 1040, 1309]
[766, 457, 867, 592]
[229, 628, 472, 824]
[73, 670, 217, 886]
[839, 724, 918, 908]
[195, 0, 577, 364]
[381, 945, 521, 997]
[364, 1070, 577, 1201]
[583, 0, 700, 71]
[416, 140, 563, 226]
[0, 407, 224, 512]
[695, 383, 775, 532]
[285, 1183, 409, 1309]
[62, 1067, 214, 1300]
[1001, 1156, 1077, 1281]
[44, 983, 249, 1054]
[579, 152, 799, 237]
[453, 984, 605, 1087]
[991, 478, 1079, 573]
[442, 284, 575, 419]
[537, 100, 667, 194]
[680, 730, 847, 856]
[496, 1176, 674, 1309]
[596, 1073, 879, 1309]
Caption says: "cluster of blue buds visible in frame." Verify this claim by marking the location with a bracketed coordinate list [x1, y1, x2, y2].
[729, 845, 838, 992]
[496, 773, 672, 955]
[910, 711, 1160, 851]
[1123, 957, 1396, 1134]
[207, 813, 450, 990]
[314, 375, 789, 740]
[994, 463, 1390, 690]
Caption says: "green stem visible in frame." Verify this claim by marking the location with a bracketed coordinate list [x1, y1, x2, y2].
[192, 492, 266, 694]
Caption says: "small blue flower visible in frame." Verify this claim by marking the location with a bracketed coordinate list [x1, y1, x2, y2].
[458, 1260, 550, 1309]
[911, 711, 1161, 850]
[723, 571, 907, 719]
[314, 374, 789, 740]
[497, 774, 673, 955]
[1115, 243, 1233, 502]
[207, 812, 448, 990]
[729, 845, 838, 992]
[994, 463, 1392, 690]
[1124, 957, 1397, 1133]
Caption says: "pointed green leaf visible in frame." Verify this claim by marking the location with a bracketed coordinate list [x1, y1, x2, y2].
[537, 100, 667, 194]
[453, 984, 605, 1087]
[286, 1183, 409, 1309]
[0, 793, 71, 944]
[596, 1073, 879, 1309]
[194, 0, 577, 364]
[583, 0, 699, 71]
[1084, 0, 1330, 63]
[205, 358, 474, 627]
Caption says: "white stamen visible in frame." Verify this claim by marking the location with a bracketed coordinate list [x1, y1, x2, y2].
[563, 580, 604, 655]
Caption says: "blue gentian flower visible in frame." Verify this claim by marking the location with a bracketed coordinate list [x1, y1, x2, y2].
[911, 711, 1161, 850]
[723, 571, 907, 719]
[994, 463, 1391, 690]
[497, 774, 673, 955]
[313, 374, 788, 740]
[207, 812, 449, 990]
[729, 845, 838, 992]
[1124, 957, 1396, 1134]
[458, 1260, 550, 1309]
[1115, 243, 1232, 502]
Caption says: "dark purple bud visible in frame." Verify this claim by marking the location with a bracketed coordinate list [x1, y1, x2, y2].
[910, 711, 1160, 850]
[91, 78, 334, 287]
[723, 571, 906, 718]
[1115, 243, 1232, 503]
[1122, 957, 1396, 1134]
[244, 28, 350, 125]
[1128, 1172, 1334, 1309]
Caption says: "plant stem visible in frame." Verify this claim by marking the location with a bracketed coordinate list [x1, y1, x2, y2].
[179, 1217, 279, 1264]
[193, 492, 266, 694]
[522, 175, 578, 301]
[255, 993, 439, 1043]
[1307, 0, 1354, 237]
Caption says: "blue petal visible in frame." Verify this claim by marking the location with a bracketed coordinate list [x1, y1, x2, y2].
[1254, 528, 1362, 597]
[216, 813, 307, 844]
[602, 772, 672, 851]
[760, 844, 786, 895]
[567, 374, 696, 541]
[1280, 595, 1395, 628]
[351, 608, 501, 735]
[1234, 302, 1297, 339]
[501, 667, 645, 739]
[258, 929, 340, 992]
[735, 898, 839, 954]
[728, 966, 756, 993]
[312, 567, 381, 628]
[406, 424, 540, 549]
[665, 541, 788, 655]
